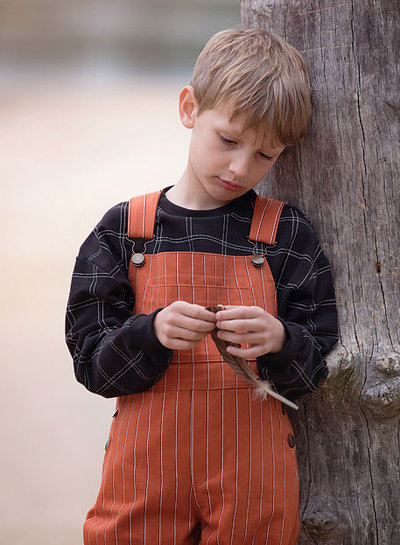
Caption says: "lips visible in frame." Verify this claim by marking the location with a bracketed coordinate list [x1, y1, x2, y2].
[217, 177, 244, 191]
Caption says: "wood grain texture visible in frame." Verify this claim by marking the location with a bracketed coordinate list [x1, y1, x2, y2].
[241, 1, 400, 543]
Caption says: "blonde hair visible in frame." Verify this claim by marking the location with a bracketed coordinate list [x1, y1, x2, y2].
[190, 28, 312, 146]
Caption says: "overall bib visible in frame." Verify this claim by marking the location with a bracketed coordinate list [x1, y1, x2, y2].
[84, 192, 300, 545]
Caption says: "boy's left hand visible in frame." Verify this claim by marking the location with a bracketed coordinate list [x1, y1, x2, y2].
[215, 305, 286, 358]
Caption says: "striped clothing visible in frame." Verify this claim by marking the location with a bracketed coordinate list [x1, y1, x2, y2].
[66, 188, 338, 401]
[81, 190, 304, 544]
[66, 188, 338, 544]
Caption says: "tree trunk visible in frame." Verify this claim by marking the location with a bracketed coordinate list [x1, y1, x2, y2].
[241, 1, 400, 543]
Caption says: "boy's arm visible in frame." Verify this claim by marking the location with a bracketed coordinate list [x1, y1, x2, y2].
[65, 203, 172, 398]
[256, 207, 339, 401]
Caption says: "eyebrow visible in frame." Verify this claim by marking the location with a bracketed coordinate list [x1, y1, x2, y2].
[219, 122, 243, 137]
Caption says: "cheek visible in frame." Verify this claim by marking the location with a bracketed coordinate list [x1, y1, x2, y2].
[193, 131, 214, 157]
[189, 135, 208, 165]
[262, 159, 278, 176]
[201, 143, 223, 169]
[253, 162, 273, 182]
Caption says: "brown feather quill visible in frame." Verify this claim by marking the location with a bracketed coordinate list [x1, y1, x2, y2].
[206, 305, 298, 410]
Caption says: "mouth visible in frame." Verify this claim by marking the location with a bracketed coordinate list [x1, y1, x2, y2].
[217, 177, 244, 191]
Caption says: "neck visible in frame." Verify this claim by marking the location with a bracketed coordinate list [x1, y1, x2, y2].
[166, 169, 230, 210]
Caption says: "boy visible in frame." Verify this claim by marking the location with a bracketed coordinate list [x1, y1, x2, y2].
[66, 28, 338, 545]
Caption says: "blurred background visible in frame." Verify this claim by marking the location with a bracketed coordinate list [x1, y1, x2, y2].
[0, 1, 240, 543]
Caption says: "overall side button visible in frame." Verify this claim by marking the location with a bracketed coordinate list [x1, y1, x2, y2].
[132, 253, 145, 267]
[251, 255, 265, 267]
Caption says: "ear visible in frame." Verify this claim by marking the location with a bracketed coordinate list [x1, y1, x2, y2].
[179, 86, 198, 129]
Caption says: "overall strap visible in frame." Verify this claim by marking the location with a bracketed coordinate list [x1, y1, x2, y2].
[249, 196, 285, 245]
[128, 190, 162, 239]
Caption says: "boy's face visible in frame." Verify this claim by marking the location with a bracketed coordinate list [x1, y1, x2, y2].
[179, 86, 285, 209]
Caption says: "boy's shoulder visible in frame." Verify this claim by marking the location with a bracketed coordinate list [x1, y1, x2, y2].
[94, 189, 163, 238]
[277, 202, 322, 249]
[77, 201, 129, 258]
[280, 202, 316, 229]
[94, 194, 319, 245]
[94, 201, 129, 233]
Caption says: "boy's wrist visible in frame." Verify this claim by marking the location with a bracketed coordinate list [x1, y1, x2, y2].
[126, 310, 173, 368]
[257, 321, 303, 372]
[269, 318, 287, 353]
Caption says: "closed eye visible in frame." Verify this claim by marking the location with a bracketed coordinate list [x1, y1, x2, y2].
[219, 133, 236, 145]
[219, 132, 275, 161]
[257, 151, 274, 161]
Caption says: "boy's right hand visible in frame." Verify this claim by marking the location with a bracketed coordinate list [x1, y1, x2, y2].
[154, 301, 216, 350]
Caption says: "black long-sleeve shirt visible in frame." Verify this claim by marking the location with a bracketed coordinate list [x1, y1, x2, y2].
[66, 188, 338, 401]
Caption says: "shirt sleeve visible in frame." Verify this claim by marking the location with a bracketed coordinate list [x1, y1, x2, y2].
[65, 202, 172, 398]
[256, 206, 339, 401]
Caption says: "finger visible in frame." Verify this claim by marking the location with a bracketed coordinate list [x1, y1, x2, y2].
[226, 344, 265, 359]
[216, 318, 262, 332]
[215, 305, 240, 311]
[217, 330, 262, 345]
[177, 302, 217, 322]
[214, 306, 242, 320]
[215, 306, 263, 321]
[173, 314, 217, 333]
[166, 325, 209, 341]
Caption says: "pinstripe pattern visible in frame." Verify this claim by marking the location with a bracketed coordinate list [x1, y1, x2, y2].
[84, 198, 300, 544]
[249, 197, 285, 245]
[66, 188, 338, 402]
[128, 191, 162, 239]
[128, 190, 284, 246]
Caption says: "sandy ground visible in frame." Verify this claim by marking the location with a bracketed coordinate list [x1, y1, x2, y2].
[0, 76, 190, 544]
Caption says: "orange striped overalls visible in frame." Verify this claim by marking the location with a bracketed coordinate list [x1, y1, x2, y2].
[84, 191, 300, 545]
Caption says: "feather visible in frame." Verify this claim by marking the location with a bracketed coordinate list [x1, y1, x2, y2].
[206, 305, 298, 410]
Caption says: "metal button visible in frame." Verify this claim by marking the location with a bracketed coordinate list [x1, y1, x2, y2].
[288, 434, 296, 448]
[251, 255, 265, 267]
[131, 253, 145, 267]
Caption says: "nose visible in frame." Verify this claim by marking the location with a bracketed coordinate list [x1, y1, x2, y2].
[228, 151, 251, 179]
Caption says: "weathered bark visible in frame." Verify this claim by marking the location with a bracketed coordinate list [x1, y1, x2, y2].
[242, 1, 400, 543]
